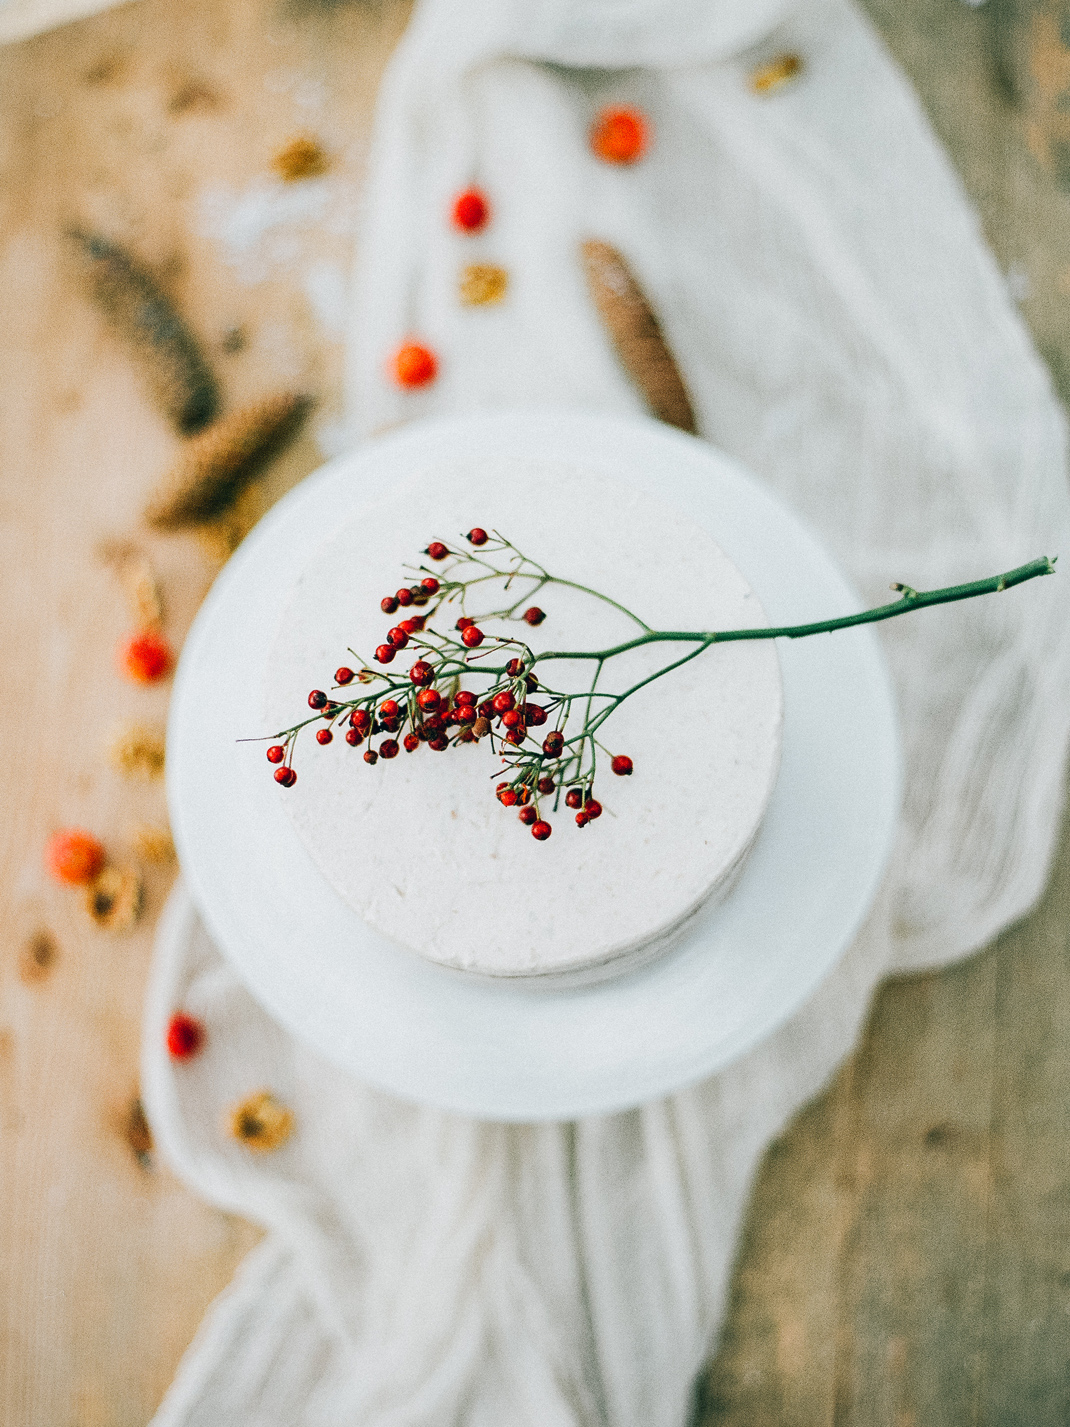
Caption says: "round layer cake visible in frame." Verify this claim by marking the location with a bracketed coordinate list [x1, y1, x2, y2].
[262, 457, 783, 986]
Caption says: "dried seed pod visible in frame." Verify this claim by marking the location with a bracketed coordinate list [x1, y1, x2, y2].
[229, 1089, 294, 1151]
[109, 722, 166, 780]
[459, 262, 509, 306]
[145, 392, 311, 530]
[580, 239, 697, 434]
[68, 229, 219, 434]
[85, 865, 144, 932]
[749, 53, 803, 94]
[272, 136, 329, 182]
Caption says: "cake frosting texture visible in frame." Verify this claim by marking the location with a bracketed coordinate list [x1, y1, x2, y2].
[263, 458, 783, 983]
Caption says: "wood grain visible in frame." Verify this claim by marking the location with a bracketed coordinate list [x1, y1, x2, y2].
[2, 0, 1070, 1423]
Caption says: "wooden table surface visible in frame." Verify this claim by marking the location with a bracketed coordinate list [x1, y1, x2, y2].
[2, 1, 1069, 1423]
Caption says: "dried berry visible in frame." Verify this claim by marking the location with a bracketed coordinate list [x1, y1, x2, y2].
[519, 806, 538, 825]
[86, 865, 143, 932]
[537, 777, 555, 794]
[364, 749, 378, 765]
[167, 1012, 204, 1060]
[46, 829, 105, 885]
[380, 739, 400, 759]
[119, 630, 172, 684]
[543, 732, 565, 757]
[452, 187, 490, 232]
[590, 106, 648, 164]
[381, 596, 399, 614]
[392, 342, 438, 389]
[229, 1089, 293, 1151]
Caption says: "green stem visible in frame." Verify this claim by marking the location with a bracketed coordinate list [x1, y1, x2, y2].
[532, 558, 1055, 666]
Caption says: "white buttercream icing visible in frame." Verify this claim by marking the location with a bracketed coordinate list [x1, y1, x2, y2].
[263, 458, 782, 985]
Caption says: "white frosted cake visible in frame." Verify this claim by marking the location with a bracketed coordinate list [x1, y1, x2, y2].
[263, 459, 783, 986]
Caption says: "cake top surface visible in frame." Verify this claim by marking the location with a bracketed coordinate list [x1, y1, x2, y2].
[263, 456, 782, 979]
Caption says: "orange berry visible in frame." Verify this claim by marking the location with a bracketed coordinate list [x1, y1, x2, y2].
[392, 342, 438, 389]
[590, 106, 649, 165]
[46, 828, 105, 885]
[119, 630, 173, 684]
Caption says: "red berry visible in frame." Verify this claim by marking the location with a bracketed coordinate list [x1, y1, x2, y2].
[506, 658, 525, 676]
[364, 749, 378, 764]
[345, 727, 363, 746]
[380, 739, 399, 759]
[421, 577, 440, 595]
[501, 709, 523, 729]
[525, 673, 539, 692]
[398, 618, 420, 635]
[498, 787, 518, 806]
[456, 617, 474, 631]
[492, 690, 515, 713]
[350, 708, 371, 729]
[524, 703, 547, 726]
[118, 630, 172, 684]
[461, 625, 484, 648]
[381, 596, 399, 614]
[611, 755, 634, 776]
[166, 1012, 204, 1060]
[537, 777, 555, 794]
[505, 727, 526, 746]
[543, 732, 565, 756]
[429, 735, 449, 750]
[316, 728, 333, 745]
[266, 745, 285, 764]
[387, 627, 408, 649]
[374, 644, 396, 664]
[427, 541, 449, 560]
[452, 187, 490, 232]
[575, 811, 590, 828]
[584, 799, 603, 820]
[590, 106, 649, 164]
[308, 689, 328, 709]
[478, 700, 495, 719]
[417, 688, 441, 711]
[396, 588, 414, 607]
[274, 766, 297, 786]
[409, 661, 434, 685]
[392, 341, 438, 389]
[565, 788, 583, 809]
[531, 820, 552, 841]
[523, 606, 545, 626]
[380, 699, 400, 718]
[519, 805, 538, 825]
[467, 527, 488, 546]
[336, 667, 355, 685]
[456, 704, 476, 723]
[403, 732, 420, 752]
[45, 828, 105, 885]
[455, 689, 476, 706]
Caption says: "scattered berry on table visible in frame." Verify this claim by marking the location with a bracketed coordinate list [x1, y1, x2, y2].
[46, 829, 105, 885]
[391, 341, 438, 389]
[167, 1012, 204, 1060]
[590, 106, 649, 164]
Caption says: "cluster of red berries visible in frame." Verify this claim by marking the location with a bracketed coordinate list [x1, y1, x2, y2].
[265, 529, 634, 840]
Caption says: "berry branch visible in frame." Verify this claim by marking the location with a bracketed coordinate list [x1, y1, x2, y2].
[258, 534, 1055, 842]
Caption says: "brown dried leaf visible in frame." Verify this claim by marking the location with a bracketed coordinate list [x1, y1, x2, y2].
[85, 866, 143, 933]
[109, 722, 166, 780]
[229, 1090, 294, 1152]
[273, 136, 329, 182]
[459, 262, 509, 306]
[580, 239, 697, 434]
[749, 53, 803, 94]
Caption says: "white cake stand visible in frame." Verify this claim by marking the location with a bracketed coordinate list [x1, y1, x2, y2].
[167, 410, 901, 1121]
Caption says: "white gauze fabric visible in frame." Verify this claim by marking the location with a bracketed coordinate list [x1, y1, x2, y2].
[144, 0, 1070, 1423]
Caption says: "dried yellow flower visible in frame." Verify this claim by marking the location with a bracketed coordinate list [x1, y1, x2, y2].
[229, 1090, 294, 1152]
[109, 722, 166, 780]
[272, 136, 329, 182]
[85, 866, 144, 932]
[459, 262, 509, 307]
[130, 823, 175, 864]
[749, 53, 803, 94]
